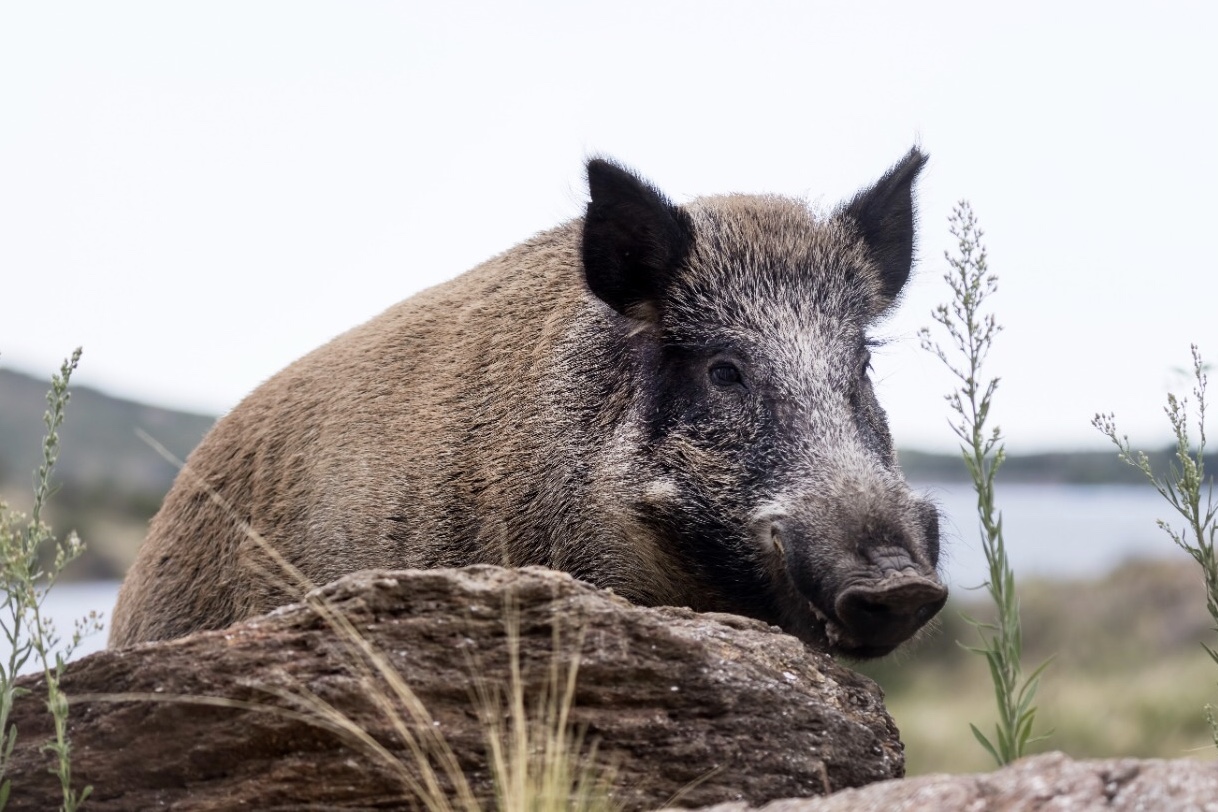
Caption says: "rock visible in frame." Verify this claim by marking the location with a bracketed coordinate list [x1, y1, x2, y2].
[689, 751, 1218, 812]
[5, 565, 902, 811]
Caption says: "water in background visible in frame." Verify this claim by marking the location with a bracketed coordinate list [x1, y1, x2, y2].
[924, 481, 1182, 589]
[5, 580, 118, 676]
[7, 483, 1189, 673]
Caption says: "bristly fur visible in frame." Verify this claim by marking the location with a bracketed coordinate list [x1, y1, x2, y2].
[111, 150, 946, 659]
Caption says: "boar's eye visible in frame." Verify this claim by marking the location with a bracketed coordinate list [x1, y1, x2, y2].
[708, 361, 744, 388]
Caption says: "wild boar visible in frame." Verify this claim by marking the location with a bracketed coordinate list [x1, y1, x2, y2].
[110, 149, 946, 658]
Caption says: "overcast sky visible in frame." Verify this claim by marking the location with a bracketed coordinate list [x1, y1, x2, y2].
[1, 1, 1214, 453]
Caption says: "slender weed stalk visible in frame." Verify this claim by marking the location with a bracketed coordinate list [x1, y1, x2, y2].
[919, 202, 1050, 766]
[474, 601, 617, 812]
[1094, 345, 1218, 748]
[0, 349, 99, 811]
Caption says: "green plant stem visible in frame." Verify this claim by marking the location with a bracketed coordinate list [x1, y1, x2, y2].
[1094, 345, 1218, 748]
[0, 348, 94, 811]
[919, 202, 1049, 766]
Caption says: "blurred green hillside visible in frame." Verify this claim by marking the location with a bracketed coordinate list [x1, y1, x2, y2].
[0, 366, 214, 579]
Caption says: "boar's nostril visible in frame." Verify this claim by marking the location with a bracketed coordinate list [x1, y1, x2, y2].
[834, 575, 948, 650]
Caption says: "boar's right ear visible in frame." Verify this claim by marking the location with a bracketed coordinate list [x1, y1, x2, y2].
[841, 148, 928, 307]
[582, 158, 693, 319]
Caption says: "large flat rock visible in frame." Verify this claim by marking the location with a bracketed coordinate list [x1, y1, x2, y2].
[6, 565, 902, 810]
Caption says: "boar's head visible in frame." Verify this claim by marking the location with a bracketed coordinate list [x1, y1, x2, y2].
[581, 150, 945, 658]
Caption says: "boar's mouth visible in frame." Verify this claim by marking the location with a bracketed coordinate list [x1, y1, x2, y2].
[767, 533, 947, 659]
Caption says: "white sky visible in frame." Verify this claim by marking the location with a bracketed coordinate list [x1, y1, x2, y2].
[1, 1, 1214, 453]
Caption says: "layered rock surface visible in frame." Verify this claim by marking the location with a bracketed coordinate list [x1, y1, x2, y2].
[6, 566, 902, 810]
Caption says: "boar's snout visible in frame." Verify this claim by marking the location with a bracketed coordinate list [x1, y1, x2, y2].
[833, 567, 947, 656]
[765, 504, 947, 658]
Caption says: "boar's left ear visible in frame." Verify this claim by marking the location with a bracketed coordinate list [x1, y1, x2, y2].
[582, 158, 693, 319]
[841, 148, 928, 306]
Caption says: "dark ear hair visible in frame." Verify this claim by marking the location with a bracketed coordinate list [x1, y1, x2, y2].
[841, 148, 928, 304]
[581, 158, 693, 318]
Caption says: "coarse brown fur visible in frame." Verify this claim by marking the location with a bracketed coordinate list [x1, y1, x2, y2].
[111, 152, 946, 654]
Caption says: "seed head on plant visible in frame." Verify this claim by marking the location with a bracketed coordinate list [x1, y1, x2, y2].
[1, 348, 97, 811]
[919, 202, 1050, 766]
[1094, 345, 1218, 748]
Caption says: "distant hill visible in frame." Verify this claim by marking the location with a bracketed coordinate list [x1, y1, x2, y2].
[0, 366, 215, 579]
[2, 365, 1212, 579]
[898, 448, 1207, 486]
[0, 367, 215, 493]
